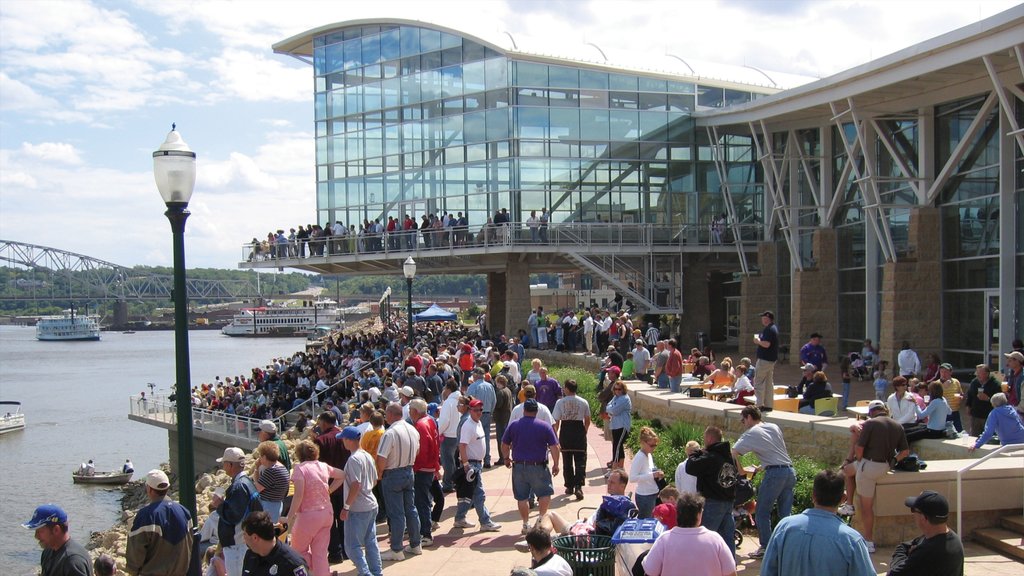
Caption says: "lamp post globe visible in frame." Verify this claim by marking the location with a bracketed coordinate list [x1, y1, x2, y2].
[404, 257, 416, 346]
[153, 125, 198, 525]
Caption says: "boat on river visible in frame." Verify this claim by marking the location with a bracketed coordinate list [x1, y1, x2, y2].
[221, 299, 343, 337]
[72, 471, 132, 485]
[36, 306, 101, 341]
[0, 401, 25, 434]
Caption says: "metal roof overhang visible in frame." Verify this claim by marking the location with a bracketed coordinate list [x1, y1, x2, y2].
[696, 6, 1024, 131]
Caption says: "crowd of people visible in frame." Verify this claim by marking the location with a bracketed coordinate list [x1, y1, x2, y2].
[29, 304, 1024, 576]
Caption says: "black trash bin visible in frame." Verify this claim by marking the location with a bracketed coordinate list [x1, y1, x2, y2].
[552, 534, 616, 576]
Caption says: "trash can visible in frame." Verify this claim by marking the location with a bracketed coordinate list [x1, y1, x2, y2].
[553, 534, 616, 576]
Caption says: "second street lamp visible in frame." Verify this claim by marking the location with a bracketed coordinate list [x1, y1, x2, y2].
[404, 257, 416, 346]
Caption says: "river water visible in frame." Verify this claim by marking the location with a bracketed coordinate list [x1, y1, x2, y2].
[0, 325, 302, 575]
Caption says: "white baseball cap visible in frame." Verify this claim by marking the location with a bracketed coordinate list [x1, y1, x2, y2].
[216, 447, 245, 464]
[146, 469, 170, 490]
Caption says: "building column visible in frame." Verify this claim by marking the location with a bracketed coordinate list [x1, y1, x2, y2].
[790, 228, 839, 362]
[741, 242, 781, 359]
[878, 207, 942, 367]
[491, 260, 531, 339]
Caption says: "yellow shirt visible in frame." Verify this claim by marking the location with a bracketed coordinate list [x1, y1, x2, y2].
[939, 378, 963, 410]
[360, 427, 385, 471]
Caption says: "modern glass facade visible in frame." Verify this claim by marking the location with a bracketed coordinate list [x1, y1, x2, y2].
[310, 23, 771, 234]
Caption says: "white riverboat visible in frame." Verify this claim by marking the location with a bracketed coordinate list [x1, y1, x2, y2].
[0, 401, 25, 435]
[36, 308, 101, 341]
[221, 300, 343, 337]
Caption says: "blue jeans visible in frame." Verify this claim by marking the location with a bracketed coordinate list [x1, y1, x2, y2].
[798, 405, 815, 415]
[455, 462, 494, 525]
[344, 508, 382, 576]
[701, 498, 735, 556]
[414, 471, 435, 538]
[635, 493, 657, 519]
[381, 467, 420, 552]
[440, 436, 458, 491]
[481, 412, 493, 465]
[841, 380, 851, 410]
[657, 373, 669, 389]
[260, 499, 283, 523]
[756, 465, 797, 548]
[669, 375, 682, 394]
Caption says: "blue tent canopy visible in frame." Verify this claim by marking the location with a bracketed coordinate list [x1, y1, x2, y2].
[413, 303, 457, 322]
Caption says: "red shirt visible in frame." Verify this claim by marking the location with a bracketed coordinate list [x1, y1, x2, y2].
[665, 349, 684, 377]
[413, 416, 440, 472]
[404, 355, 424, 375]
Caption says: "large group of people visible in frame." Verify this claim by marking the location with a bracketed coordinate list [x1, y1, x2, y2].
[32, 304, 1024, 576]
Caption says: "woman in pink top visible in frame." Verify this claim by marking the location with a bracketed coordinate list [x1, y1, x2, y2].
[286, 440, 344, 576]
[642, 492, 736, 576]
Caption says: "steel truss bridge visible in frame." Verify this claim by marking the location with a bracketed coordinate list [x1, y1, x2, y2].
[0, 240, 262, 302]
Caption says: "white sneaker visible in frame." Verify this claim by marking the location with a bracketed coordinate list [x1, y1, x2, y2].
[514, 539, 530, 552]
[403, 545, 422, 556]
[865, 541, 875, 553]
[521, 522, 530, 535]
[421, 536, 434, 547]
[481, 522, 502, 532]
[838, 504, 855, 516]
[453, 518, 475, 529]
[380, 549, 405, 562]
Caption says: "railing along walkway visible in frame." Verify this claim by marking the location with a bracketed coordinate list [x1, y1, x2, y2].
[956, 442, 1024, 536]
[129, 394, 268, 445]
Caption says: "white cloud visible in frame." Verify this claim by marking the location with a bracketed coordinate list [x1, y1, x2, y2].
[207, 49, 310, 103]
[20, 142, 84, 165]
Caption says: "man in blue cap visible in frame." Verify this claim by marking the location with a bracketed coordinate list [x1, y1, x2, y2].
[336, 425, 382, 576]
[23, 503, 93, 576]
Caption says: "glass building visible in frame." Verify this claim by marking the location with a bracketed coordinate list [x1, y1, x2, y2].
[264, 10, 1024, 367]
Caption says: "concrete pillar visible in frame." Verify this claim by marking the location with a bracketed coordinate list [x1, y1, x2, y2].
[878, 207, 942, 368]
[490, 260, 531, 339]
[678, 261, 710, 348]
[791, 228, 839, 363]
[113, 300, 129, 328]
[741, 242, 781, 360]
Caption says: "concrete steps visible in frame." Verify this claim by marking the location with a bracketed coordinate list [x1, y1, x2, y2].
[973, 515, 1024, 562]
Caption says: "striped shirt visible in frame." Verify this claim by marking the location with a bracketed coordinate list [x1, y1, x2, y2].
[257, 463, 290, 502]
[377, 419, 420, 470]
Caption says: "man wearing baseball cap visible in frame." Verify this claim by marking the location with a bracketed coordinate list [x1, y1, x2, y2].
[753, 311, 780, 411]
[126, 470, 194, 576]
[888, 490, 964, 575]
[257, 419, 291, 470]
[23, 504, 92, 576]
[216, 447, 259, 576]
[1004, 350, 1024, 416]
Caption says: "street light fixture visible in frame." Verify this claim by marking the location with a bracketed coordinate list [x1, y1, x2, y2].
[403, 257, 416, 346]
[153, 125, 197, 524]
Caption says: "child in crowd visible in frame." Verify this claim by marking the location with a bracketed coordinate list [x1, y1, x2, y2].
[622, 352, 636, 381]
[839, 354, 852, 410]
[653, 485, 679, 529]
[732, 363, 755, 405]
[873, 361, 890, 401]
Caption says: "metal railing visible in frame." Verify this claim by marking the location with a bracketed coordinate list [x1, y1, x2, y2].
[240, 221, 763, 262]
[955, 442, 1024, 537]
[275, 356, 386, 424]
[129, 394, 270, 445]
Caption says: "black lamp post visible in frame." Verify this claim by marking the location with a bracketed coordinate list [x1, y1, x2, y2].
[153, 125, 197, 522]
[404, 257, 416, 346]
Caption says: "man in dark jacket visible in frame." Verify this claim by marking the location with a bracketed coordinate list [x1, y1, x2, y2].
[888, 491, 964, 576]
[241, 512, 308, 576]
[685, 425, 738, 556]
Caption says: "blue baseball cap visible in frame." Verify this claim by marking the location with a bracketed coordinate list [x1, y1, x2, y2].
[23, 504, 67, 529]
[427, 402, 439, 415]
[336, 426, 361, 441]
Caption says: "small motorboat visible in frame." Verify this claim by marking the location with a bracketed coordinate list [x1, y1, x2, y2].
[0, 401, 25, 435]
[72, 471, 133, 485]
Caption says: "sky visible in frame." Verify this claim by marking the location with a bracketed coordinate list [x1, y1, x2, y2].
[0, 0, 1019, 270]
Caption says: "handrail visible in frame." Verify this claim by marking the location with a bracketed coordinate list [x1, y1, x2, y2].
[129, 394, 270, 444]
[955, 442, 1024, 537]
[276, 355, 386, 423]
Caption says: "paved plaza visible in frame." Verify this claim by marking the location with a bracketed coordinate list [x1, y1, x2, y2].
[325, 358, 1021, 575]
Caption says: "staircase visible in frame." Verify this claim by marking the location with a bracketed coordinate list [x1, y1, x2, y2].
[565, 252, 682, 315]
[974, 515, 1024, 562]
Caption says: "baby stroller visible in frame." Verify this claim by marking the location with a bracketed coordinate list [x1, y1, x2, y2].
[849, 352, 871, 381]
[732, 475, 757, 548]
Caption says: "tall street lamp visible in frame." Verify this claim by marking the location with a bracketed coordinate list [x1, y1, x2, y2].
[404, 257, 416, 346]
[153, 125, 197, 522]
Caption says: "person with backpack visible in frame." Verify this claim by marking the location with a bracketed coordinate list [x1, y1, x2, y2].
[731, 406, 796, 559]
[685, 426, 738, 556]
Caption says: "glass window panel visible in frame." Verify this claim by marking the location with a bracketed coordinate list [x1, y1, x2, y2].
[520, 140, 547, 157]
[342, 38, 362, 69]
[639, 78, 666, 92]
[401, 55, 421, 76]
[363, 82, 382, 111]
[486, 108, 510, 140]
[516, 62, 549, 86]
[608, 74, 638, 90]
[464, 41, 486, 63]
[463, 61, 486, 93]
[324, 44, 343, 74]
[667, 81, 695, 93]
[420, 29, 441, 53]
[943, 259, 998, 290]
[942, 200, 1000, 258]
[640, 111, 669, 137]
[361, 34, 381, 65]
[466, 143, 487, 162]
[517, 88, 547, 106]
[441, 46, 462, 67]
[441, 65, 463, 96]
[363, 64, 381, 82]
[697, 85, 724, 108]
[580, 110, 609, 140]
[610, 91, 639, 109]
[548, 65, 579, 88]
[549, 108, 579, 140]
[421, 50, 442, 71]
[485, 57, 509, 90]
[580, 69, 609, 89]
[548, 89, 579, 108]
[667, 94, 694, 112]
[943, 291, 985, 350]
[838, 294, 865, 342]
[579, 89, 608, 108]
[380, 28, 400, 60]
[609, 110, 639, 140]
[517, 107, 549, 139]
[639, 92, 668, 110]
[463, 110, 486, 143]
[724, 89, 752, 106]
[485, 89, 510, 108]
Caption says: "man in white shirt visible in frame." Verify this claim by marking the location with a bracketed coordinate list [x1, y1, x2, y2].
[376, 403, 422, 561]
[509, 385, 554, 425]
[633, 340, 652, 381]
[454, 399, 502, 531]
[897, 341, 921, 378]
[582, 312, 595, 356]
[437, 381, 462, 493]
